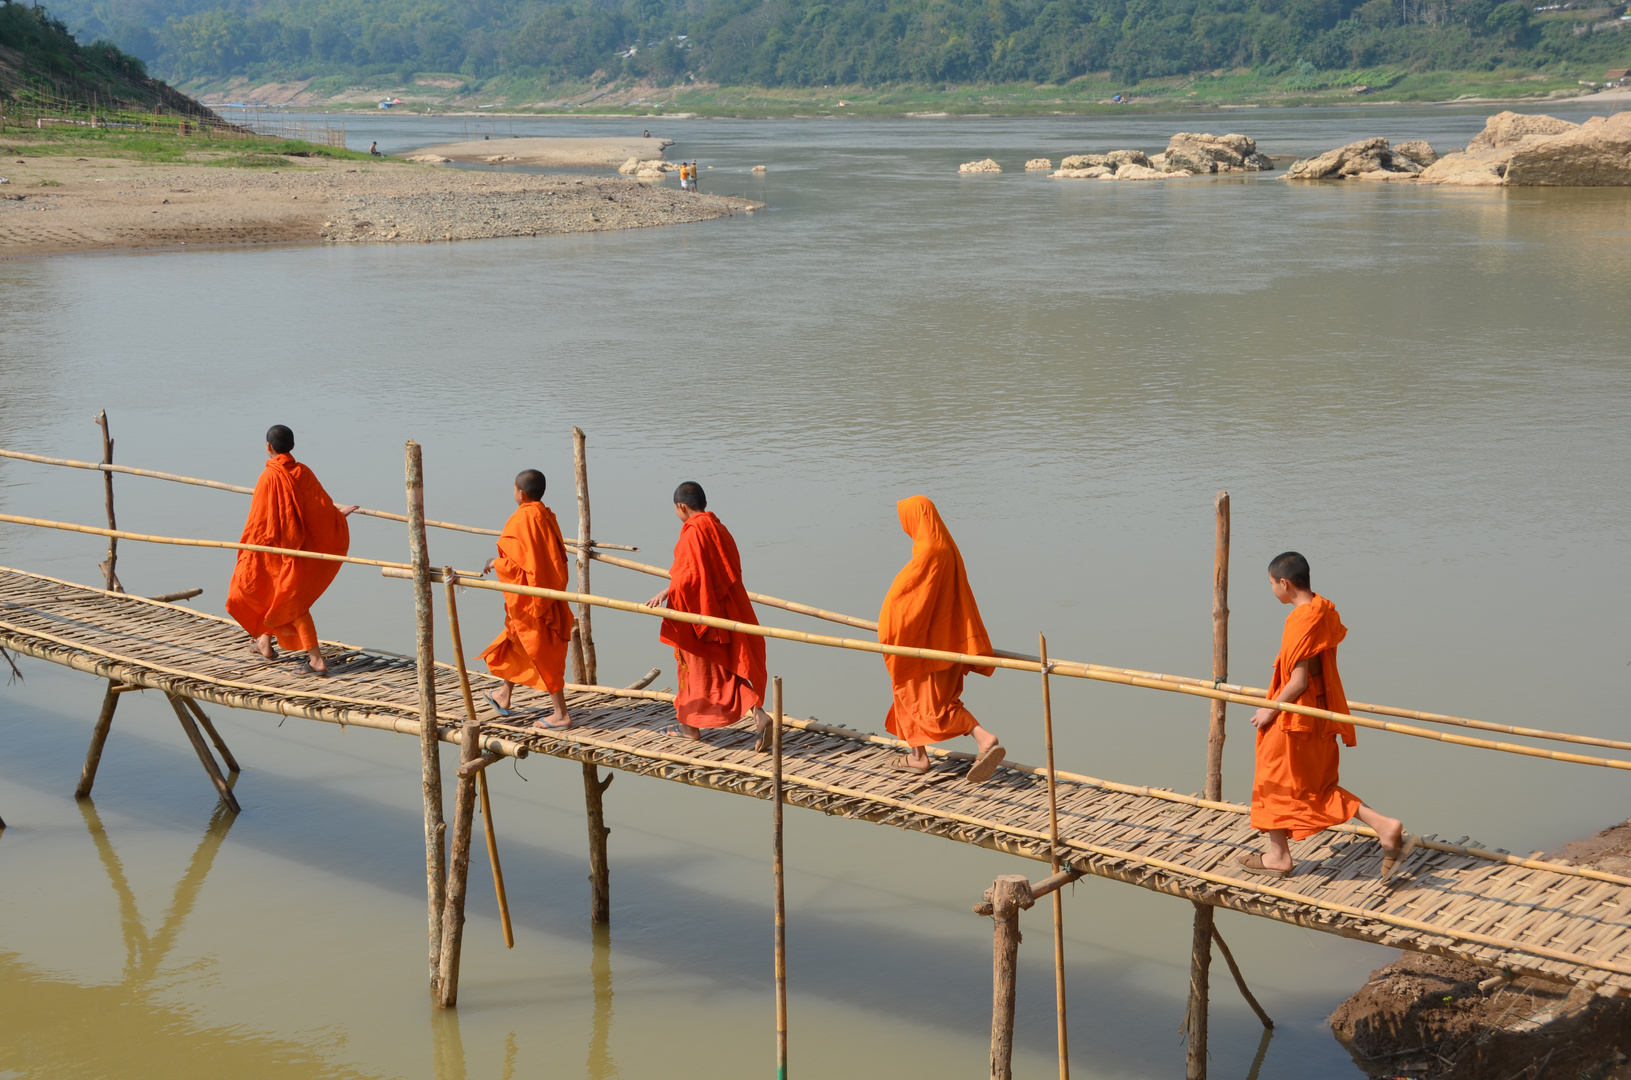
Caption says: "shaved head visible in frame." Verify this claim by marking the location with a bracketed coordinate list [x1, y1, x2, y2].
[266, 425, 294, 454]
[1268, 551, 1311, 591]
[673, 481, 706, 512]
[515, 470, 546, 500]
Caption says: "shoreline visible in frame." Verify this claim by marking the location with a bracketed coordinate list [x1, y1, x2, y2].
[0, 152, 758, 260]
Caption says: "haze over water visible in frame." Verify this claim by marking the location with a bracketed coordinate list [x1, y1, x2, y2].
[2, 107, 1629, 1079]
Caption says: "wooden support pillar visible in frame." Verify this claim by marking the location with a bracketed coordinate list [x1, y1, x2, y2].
[407, 441, 447, 1001]
[1187, 490, 1230, 1080]
[183, 697, 239, 773]
[583, 763, 612, 924]
[94, 409, 122, 594]
[771, 676, 787, 1079]
[979, 874, 1034, 1080]
[438, 566, 482, 1008]
[75, 682, 121, 798]
[571, 426, 597, 686]
[165, 693, 240, 813]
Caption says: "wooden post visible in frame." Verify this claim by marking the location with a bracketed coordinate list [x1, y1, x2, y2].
[1186, 491, 1230, 1080]
[985, 874, 1033, 1080]
[772, 675, 788, 1080]
[407, 441, 446, 1000]
[183, 697, 239, 773]
[571, 426, 612, 925]
[1039, 634, 1069, 1080]
[165, 693, 240, 813]
[1212, 924, 1272, 1030]
[94, 410, 121, 593]
[437, 566, 481, 1008]
[75, 683, 120, 798]
[477, 769, 513, 948]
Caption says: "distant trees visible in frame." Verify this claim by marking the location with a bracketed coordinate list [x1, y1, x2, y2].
[21, 0, 1631, 89]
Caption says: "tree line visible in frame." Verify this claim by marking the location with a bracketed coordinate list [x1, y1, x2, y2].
[34, 0, 1631, 88]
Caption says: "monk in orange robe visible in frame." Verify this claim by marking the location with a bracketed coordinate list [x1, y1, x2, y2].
[478, 469, 575, 730]
[1238, 551, 1411, 879]
[878, 496, 1004, 783]
[645, 481, 769, 744]
[225, 425, 358, 676]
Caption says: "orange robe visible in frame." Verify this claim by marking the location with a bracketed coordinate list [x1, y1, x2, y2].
[225, 453, 350, 653]
[878, 496, 994, 747]
[660, 512, 766, 728]
[1250, 594, 1362, 839]
[478, 501, 575, 694]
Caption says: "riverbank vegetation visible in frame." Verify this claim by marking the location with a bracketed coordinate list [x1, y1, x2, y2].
[17, 0, 1631, 112]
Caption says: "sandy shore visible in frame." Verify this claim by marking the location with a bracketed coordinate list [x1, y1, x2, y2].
[0, 154, 757, 258]
[404, 135, 674, 166]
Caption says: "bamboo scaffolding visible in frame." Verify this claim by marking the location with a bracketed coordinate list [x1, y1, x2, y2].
[374, 568, 1631, 773]
[0, 448, 636, 549]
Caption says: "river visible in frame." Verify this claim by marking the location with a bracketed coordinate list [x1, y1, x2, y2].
[1, 106, 1629, 1079]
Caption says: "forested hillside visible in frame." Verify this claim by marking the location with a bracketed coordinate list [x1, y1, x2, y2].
[33, 0, 1631, 91]
[0, 0, 211, 112]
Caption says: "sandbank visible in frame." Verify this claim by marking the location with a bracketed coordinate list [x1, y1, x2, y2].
[0, 153, 755, 258]
[403, 135, 674, 166]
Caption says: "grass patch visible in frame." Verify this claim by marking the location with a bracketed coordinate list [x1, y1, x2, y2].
[207, 152, 294, 168]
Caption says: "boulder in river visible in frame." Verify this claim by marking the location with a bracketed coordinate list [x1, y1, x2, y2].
[1419, 111, 1631, 186]
[1050, 166, 1113, 178]
[1025, 157, 1053, 171]
[959, 158, 1002, 173]
[1105, 149, 1150, 169]
[1392, 140, 1438, 167]
[1164, 132, 1274, 172]
[1060, 153, 1109, 169]
[1112, 162, 1170, 180]
[1285, 138, 1422, 181]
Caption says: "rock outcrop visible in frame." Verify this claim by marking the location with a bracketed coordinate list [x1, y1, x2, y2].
[1392, 140, 1438, 167]
[1113, 162, 1171, 180]
[1050, 165, 1113, 178]
[1059, 153, 1105, 169]
[1419, 111, 1631, 186]
[1024, 157, 1053, 171]
[751, 164, 767, 172]
[1285, 138, 1424, 181]
[959, 158, 1002, 173]
[1163, 132, 1274, 173]
[619, 157, 679, 175]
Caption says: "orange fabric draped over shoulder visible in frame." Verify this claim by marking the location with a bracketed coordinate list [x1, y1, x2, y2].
[1250, 594, 1362, 840]
[878, 496, 993, 747]
[478, 501, 576, 694]
[660, 512, 767, 728]
[225, 454, 350, 653]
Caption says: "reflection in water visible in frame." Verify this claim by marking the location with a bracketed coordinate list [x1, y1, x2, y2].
[589, 924, 619, 1080]
[0, 799, 372, 1080]
[79, 796, 236, 987]
[431, 1007, 469, 1080]
[1244, 1026, 1274, 1080]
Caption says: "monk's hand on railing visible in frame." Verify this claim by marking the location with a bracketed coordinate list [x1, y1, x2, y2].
[645, 589, 669, 608]
[482, 557, 498, 576]
[338, 505, 360, 516]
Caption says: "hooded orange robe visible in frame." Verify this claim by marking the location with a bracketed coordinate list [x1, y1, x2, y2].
[878, 496, 994, 747]
[478, 501, 575, 694]
[660, 511, 767, 728]
[1250, 594, 1362, 839]
[225, 453, 350, 653]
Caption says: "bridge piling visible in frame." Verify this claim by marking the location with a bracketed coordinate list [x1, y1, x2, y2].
[75, 682, 121, 798]
[165, 692, 240, 812]
[982, 873, 1035, 1080]
[571, 427, 611, 926]
[436, 565, 482, 1008]
[1187, 490, 1230, 1079]
[406, 441, 447, 1002]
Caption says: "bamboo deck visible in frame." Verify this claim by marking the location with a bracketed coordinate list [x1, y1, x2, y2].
[6, 564, 1631, 994]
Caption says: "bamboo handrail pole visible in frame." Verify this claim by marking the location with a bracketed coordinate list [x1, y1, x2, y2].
[772, 675, 788, 1080]
[586, 549, 881, 632]
[0, 448, 637, 548]
[380, 569, 1631, 771]
[1040, 634, 1069, 1080]
[476, 769, 513, 948]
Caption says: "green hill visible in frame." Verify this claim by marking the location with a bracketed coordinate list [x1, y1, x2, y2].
[25, 0, 1631, 106]
[0, 0, 213, 115]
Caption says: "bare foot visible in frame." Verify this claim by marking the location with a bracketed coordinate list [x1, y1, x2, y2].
[752, 707, 773, 752]
[532, 710, 571, 730]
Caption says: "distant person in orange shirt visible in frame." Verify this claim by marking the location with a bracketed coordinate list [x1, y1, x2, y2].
[478, 469, 575, 729]
[225, 425, 358, 676]
[1238, 551, 1413, 879]
[878, 496, 1004, 783]
[645, 482, 770, 745]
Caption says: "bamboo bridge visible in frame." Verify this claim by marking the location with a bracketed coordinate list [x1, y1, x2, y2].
[3, 426, 1630, 1080]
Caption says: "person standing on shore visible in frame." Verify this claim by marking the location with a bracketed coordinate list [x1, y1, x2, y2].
[225, 425, 357, 676]
[645, 482, 771, 746]
[478, 469, 575, 730]
[878, 496, 1005, 783]
[691, 161, 701, 193]
[1237, 551, 1414, 879]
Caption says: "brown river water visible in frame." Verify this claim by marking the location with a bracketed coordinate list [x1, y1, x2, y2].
[1, 107, 1629, 1079]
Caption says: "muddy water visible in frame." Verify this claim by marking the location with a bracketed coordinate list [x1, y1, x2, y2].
[2, 108, 1629, 1079]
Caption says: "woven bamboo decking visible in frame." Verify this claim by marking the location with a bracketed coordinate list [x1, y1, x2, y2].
[5, 564, 1631, 995]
